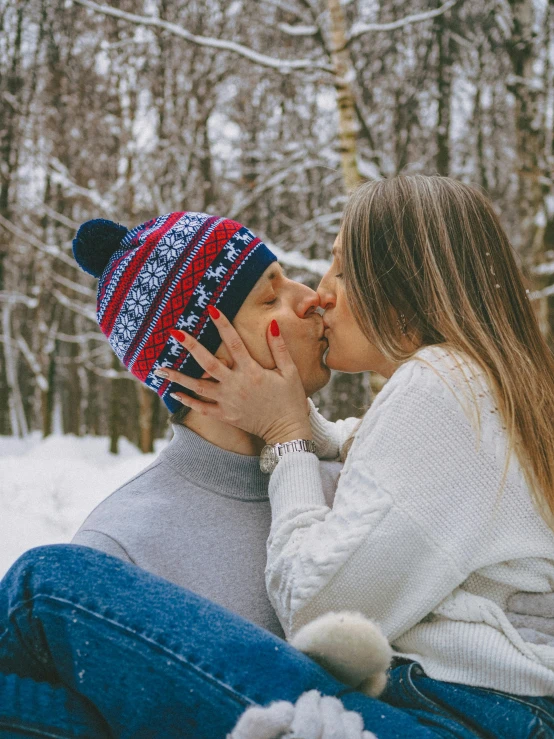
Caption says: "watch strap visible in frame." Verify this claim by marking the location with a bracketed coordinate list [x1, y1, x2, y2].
[276, 439, 317, 457]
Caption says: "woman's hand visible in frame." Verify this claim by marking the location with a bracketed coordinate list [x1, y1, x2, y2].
[156, 311, 312, 445]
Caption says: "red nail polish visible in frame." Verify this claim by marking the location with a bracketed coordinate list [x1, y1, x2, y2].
[270, 320, 280, 337]
[170, 328, 186, 343]
[207, 305, 220, 320]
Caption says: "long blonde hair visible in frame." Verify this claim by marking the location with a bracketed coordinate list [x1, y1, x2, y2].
[341, 175, 554, 527]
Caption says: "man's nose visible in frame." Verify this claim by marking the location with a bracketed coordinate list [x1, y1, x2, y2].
[296, 285, 321, 317]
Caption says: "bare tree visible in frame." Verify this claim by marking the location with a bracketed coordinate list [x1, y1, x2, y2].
[1, 0, 552, 447]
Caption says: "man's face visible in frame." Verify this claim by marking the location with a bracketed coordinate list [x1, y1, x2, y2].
[220, 263, 330, 396]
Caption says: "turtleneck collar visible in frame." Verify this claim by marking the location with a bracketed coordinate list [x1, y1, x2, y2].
[160, 424, 269, 501]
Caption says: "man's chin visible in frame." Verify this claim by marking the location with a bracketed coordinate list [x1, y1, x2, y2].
[304, 364, 331, 396]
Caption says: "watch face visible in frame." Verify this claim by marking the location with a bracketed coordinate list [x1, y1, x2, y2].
[260, 445, 277, 474]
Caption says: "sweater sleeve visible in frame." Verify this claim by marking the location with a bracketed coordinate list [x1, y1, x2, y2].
[307, 398, 363, 460]
[267, 362, 491, 641]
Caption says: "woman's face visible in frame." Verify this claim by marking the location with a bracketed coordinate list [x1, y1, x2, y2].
[317, 236, 401, 378]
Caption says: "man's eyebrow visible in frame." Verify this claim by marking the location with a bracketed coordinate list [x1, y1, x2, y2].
[264, 266, 283, 282]
[252, 267, 282, 295]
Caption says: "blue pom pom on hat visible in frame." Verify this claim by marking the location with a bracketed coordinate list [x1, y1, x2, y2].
[73, 219, 129, 278]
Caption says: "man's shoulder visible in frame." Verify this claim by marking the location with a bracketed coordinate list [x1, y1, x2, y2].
[74, 456, 173, 531]
[103, 456, 167, 499]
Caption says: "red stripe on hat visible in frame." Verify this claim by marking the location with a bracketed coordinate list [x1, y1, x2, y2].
[123, 215, 221, 367]
[101, 212, 185, 338]
[131, 218, 243, 382]
[97, 217, 157, 309]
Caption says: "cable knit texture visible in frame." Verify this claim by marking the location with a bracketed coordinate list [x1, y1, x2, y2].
[266, 345, 554, 696]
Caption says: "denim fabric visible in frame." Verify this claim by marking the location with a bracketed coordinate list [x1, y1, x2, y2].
[382, 660, 554, 738]
[0, 545, 552, 739]
[0, 672, 109, 738]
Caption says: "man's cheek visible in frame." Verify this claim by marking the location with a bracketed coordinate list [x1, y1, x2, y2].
[245, 333, 276, 369]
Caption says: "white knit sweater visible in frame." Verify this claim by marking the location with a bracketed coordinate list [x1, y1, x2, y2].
[266, 345, 554, 696]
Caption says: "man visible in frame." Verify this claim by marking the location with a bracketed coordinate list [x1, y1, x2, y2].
[71, 211, 341, 638]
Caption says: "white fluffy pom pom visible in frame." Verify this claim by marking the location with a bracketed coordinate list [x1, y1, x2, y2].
[290, 611, 393, 697]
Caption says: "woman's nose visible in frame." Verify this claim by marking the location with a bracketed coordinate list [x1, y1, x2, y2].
[317, 273, 335, 312]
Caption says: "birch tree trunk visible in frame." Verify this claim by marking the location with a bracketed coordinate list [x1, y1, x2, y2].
[326, 0, 372, 411]
[2, 303, 27, 437]
[328, 0, 362, 194]
[0, 5, 24, 434]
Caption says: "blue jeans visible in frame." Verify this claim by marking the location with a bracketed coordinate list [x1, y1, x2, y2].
[0, 545, 552, 738]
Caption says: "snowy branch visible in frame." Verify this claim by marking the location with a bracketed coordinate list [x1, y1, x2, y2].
[52, 289, 98, 323]
[529, 284, 554, 300]
[0, 292, 38, 308]
[82, 360, 135, 380]
[348, 0, 460, 43]
[72, 0, 334, 73]
[53, 274, 96, 297]
[505, 74, 544, 93]
[0, 214, 77, 269]
[49, 158, 115, 213]
[3, 91, 22, 113]
[56, 331, 107, 343]
[229, 156, 339, 220]
[15, 336, 49, 391]
[277, 23, 318, 37]
[38, 203, 82, 231]
[532, 261, 554, 276]
[449, 31, 476, 49]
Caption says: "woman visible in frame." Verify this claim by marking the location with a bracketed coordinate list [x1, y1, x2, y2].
[1, 175, 553, 737]
[161, 176, 554, 723]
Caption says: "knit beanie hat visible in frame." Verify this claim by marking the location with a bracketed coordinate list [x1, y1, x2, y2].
[73, 211, 277, 412]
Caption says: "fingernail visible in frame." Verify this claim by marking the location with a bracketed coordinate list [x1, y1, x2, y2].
[154, 368, 169, 378]
[170, 329, 186, 343]
[207, 305, 220, 320]
[170, 393, 182, 402]
[270, 319, 280, 337]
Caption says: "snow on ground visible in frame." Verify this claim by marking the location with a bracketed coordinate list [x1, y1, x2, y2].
[0, 432, 168, 579]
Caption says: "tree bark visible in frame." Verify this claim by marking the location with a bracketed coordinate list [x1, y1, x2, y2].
[2, 303, 27, 437]
[473, 46, 489, 191]
[328, 0, 362, 193]
[435, 0, 453, 175]
[41, 354, 55, 438]
[109, 354, 121, 455]
[137, 382, 155, 454]
[505, 0, 549, 292]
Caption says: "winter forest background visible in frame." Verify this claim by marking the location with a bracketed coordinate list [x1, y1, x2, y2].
[1, 0, 553, 463]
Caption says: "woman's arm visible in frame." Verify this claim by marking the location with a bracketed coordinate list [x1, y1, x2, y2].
[307, 399, 363, 460]
[265, 368, 491, 641]
[265, 454, 465, 641]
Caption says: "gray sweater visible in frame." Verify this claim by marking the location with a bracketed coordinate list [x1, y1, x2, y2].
[72, 425, 341, 638]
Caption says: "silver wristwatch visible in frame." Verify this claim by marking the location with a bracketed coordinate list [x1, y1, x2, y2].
[259, 439, 317, 474]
